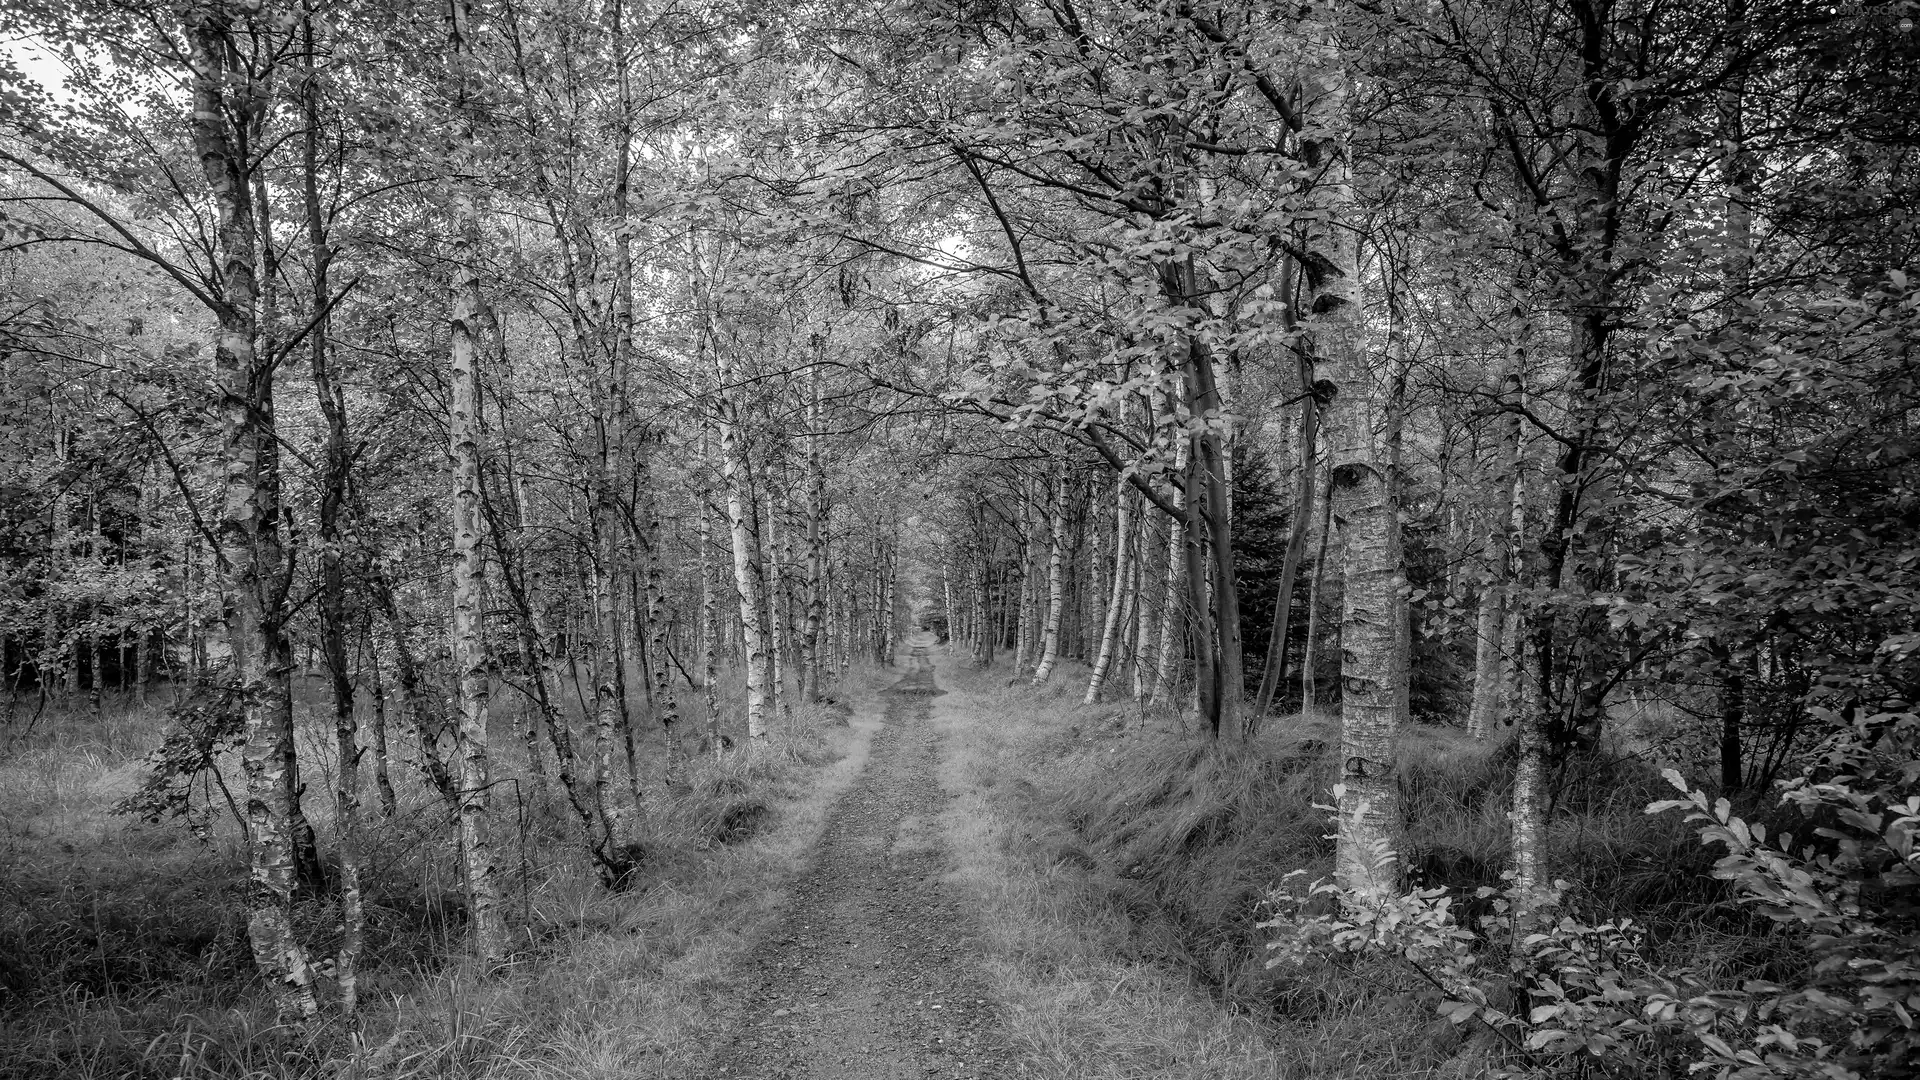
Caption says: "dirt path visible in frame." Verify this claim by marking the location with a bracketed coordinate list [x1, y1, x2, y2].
[699, 635, 1016, 1080]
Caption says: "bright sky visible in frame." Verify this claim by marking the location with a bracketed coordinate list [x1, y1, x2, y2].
[1, 33, 77, 104]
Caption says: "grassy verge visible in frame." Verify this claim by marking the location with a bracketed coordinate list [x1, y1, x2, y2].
[930, 652, 1287, 1080]
[0, 664, 892, 1080]
[927, 652, 1742, 1079]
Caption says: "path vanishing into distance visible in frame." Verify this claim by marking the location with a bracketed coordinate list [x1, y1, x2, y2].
[699, 633, 1019, 1080]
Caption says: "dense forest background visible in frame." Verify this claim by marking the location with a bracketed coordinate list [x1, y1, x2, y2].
[0, 0, 1915, 1077]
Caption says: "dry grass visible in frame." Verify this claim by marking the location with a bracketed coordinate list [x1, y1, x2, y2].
[930, 654, 1295, 1080]
[2, 651, 1769, 1080]
[0, 663, 888, 1080]
[925, 651, 1750, 1080]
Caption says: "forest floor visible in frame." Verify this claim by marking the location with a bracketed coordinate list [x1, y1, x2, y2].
[694, 634, 1017, 1080]
[1, 640, 1326, 1079]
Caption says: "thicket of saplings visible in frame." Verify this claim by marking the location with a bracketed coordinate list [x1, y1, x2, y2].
[0, 645, 852, 1078]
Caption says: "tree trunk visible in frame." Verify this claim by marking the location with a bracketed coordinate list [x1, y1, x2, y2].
[1299, 4, 1405, 897]
[1510, 632, 1546, 892]
[1163, 255, 1244, 736]
[367, 648, 398, 817]
[1150, 439, 1188, 707]
[972, 544, 994, 669]
[1468, 343, 1528, 739]
[1030, 468, 1067, 682]
[1132, 505, 1155, 701]
[1085, 478, 1134, 704]
[1251, 363, 1318, 724]
[644, 478, 681, 787]
[720, 393, 771, 739]
[1181, 441, 1218, 730]
[186, 4, 317, 1019]
[767, 491, 791, 720]
[1301, 481, 1332, 713]
[44, 397, 68, 701]
[700, 466, 723, 760]
[589, 545, 624, 831]
[1022, 480, 1046, 673]
[447, 113, 506, 964]
[301, 27, 365, 1011]
[1466, 578, 1505, 741]
[801, 376, 826, 701]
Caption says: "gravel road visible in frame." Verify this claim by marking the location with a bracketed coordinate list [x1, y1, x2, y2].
[698, 636, 1016, 1080]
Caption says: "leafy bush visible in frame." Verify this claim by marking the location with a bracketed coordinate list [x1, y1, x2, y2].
[1261, 708, 1919, 1080]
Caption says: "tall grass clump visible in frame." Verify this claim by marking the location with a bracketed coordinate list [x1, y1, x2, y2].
[0, 663, 870, 1080]
[943, 658, 1777, 1078]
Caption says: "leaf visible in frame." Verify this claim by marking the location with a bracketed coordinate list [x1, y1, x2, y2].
[1697, 1032, 1739, 1059]
[1525, 1028, 1571, 1050]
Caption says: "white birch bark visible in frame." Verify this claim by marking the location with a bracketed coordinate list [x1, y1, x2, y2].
[1299, 1, 1406, 898]
[1150, 439, 1189, 707]
[185, 5, 317, 1017]
[449, 202, 506, 961]
[1031, 466, 1067, 683]
[717, 356, 770, 739]
[767, 491, 790, 721]
[1510, 631, 1546, 892]
[700, 433, 723, 759]
[1132, 510, 1155, 701]
[1084, 477, 1134, 703]
[1014, 481, 1038, 672]
[801, 379, 827, 701]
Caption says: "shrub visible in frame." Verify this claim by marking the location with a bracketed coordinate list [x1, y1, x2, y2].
[1260, 707, 1919, 1080]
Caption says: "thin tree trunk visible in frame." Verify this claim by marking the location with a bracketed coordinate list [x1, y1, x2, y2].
[838, 552, 854, 678]
[1181, 440, 1218, 729]
[801, 375, 826, 701]
[718, 375, 770, 740]
[367, 647, 398, 818]
[1467, 339, 1528, 740]
[1466, 575, 1505, 740]
[1014, 479, 1039, 672]
[768, 491, 791, 720]
[301, 25, 365, 1010]
[1162, 255, 1243, 735]
[481, 467, 624, 880]
[700, 465, 723, 759]
[1150, 439, 1188, 707]
[1113, 494, 1140, 689]
[44, 397, 68, 702]
[447, 28, 506, 957]
[1030, 467, 1067, 682]
[1251, 354, 1318, 724]
[1510, 632, 1546, 892]
[589, 551, 623, 839]
[643, 478, 681, 787]
[249, 176, 326, 904]
[1132, 507, 1155, 701]
[1085, 478, 1134, 704]
[973, 541, 994, 669]
[1302, 483, 1331, 713]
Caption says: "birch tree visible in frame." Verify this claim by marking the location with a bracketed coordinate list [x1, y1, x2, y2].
[447, 0, 506, 965]
[1296, 0, 1406, 896]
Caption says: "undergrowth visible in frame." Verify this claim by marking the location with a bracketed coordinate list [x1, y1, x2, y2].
[942, 655, 1780, 1079]
[0, 665, 870, 1080]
